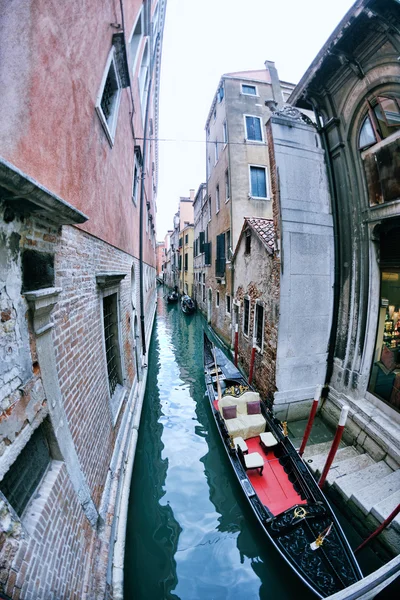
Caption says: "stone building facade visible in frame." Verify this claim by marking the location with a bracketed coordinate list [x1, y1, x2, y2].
[290, 0, 400, 480]
[198, 63, 294, 347]
[0, 1, 166, 598]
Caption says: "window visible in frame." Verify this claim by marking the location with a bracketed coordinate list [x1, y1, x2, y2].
[199, 231, 205, 253]
[214, 141, 219, 165]
[245, 230, 251, 254]
[242, 84, 257, 96]
[185, 234, 188, 244]
[208, 196, 212, 222]
[129, 9, 144, 73]
[103, 293, 123, 398]
[249, 166, 268, 198]
[216, 233, 226, 277]
[216, 291, 220, 307]
[225, 169, 230, 201]
[226, 295, 231, 314]
[139, 40, 150, 111]
[0, 423, 52, 517]
[204, 241, 212, 266]
[254, 302, 264, 350]
[96, 48, 122, 145]
[245, 115, 263, 142]
[226, 230, 231, 261]
[223, 121, 228, 145]
[185, 253, 188, 271]
[243, 297, 250, 336]
[207, 155, 211, 179]
[358, 95, 400, 150]
[132, 155, 140, 205]
[218, 84, 224, 102]
[213, 107, 217, 120]
[216, 185, 220, 213]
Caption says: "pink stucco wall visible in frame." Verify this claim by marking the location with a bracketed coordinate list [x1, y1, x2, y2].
[0, 0, 156, 265]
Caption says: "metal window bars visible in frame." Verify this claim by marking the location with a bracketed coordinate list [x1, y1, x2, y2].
[103, 295, 119, 397]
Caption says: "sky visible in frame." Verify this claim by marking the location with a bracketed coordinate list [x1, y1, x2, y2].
[156, 0, 355, 239]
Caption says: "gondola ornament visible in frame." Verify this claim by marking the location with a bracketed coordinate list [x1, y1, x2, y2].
[310, 522, 334, 551]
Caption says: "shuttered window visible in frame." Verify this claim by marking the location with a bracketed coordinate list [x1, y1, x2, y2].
[216, 233, 226, 277]
[250, 166, 267, 198]
[245, 116, 262, 141]
[204, 242, 212, 266]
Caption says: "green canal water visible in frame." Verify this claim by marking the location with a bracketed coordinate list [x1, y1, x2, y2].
[124, 289, 395, 600]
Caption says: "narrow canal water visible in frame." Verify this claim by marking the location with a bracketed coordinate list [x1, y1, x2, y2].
[124, 289, 315, 600]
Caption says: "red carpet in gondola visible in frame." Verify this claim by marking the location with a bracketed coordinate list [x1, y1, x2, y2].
[246, 437, 307, 515]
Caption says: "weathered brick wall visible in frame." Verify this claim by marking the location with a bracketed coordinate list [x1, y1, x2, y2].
[0, 206, 148, 599]
[235, 235, 280, 400]
[52, 225, 136, 504]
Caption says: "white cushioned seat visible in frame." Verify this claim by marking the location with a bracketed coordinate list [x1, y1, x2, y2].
[244, 452, 264, 469]
[218, 392, 266, 440]
[259, 432, 278, 448]
[233, 436, 248, 453]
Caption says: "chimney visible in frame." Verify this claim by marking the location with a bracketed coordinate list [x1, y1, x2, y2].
[265, 60, 284, 110]
[189, 188, 195, 201]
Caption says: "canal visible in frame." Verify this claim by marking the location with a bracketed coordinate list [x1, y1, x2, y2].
[124, 289, 393, 600]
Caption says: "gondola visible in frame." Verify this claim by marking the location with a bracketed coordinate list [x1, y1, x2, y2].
[203, 332, 362, 598]
[166, 291, 179, 304]
[181, 294, 196, 314]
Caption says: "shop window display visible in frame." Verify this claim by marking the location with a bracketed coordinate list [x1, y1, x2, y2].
[369, 272, 400, 410]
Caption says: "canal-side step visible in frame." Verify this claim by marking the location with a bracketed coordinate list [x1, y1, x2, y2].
[350, 468, 400, 516]
[304, 446, 360, 477]
[333, 460, 393, 501]
[301, 438, 400, 554]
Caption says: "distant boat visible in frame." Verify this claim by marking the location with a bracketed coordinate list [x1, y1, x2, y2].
[181, 294, 196, 314]
[166, 291, 179, 304]
[203, 332, 362, 598]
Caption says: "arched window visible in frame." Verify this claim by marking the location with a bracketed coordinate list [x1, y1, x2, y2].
[358, 95, 400, 150]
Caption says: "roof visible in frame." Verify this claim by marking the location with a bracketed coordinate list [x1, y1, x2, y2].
[233, 217, 275, 261]
[289, 0, 374, 107]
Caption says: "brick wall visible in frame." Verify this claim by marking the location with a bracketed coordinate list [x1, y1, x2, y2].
[0, 206, 153, 598]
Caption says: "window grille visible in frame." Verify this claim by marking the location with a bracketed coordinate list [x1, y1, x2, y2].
[101, 68, 118, 122]
[255, 303, 264, 347]
[0, 424, 50, 517]
[103, 294, 120, 397]
[244, 298, 250, 336]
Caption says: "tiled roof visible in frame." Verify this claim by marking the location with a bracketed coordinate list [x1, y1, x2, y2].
[246, 218, 275, 253]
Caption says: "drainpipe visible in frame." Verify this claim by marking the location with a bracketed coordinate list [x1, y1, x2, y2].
[311, 100, 341, 398]
[139, 32, 161, 355]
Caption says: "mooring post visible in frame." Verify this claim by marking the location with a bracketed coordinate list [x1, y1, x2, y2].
[318, 405, 349, 488]
[355, 503, 400, 553]
[299, 385, 322, 457]
[248, 341, 257, 385]
[234, 323, 239, 367]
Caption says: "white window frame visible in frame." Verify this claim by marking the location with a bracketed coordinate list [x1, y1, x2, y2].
[139, 39, 150, 114]
[95, 47, 122, 147]
[248, 164, 269, 199]
[216, 185, 220, 214]
[254, 300, 265, 353]
[223, 121, 228, 147]
[226, 294, 231, 315]
[132, 154, 140, 205]
[225, 168, 230, 203]
[128, 8, 144, 75]
[241, 84, 258, 96]
[216, 290, 220, 308]
[244, 114, 264, 143]
[243, 296, 250, 337]
[214, 141, 219, 165]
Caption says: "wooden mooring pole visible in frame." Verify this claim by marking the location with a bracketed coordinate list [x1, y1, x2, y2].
[318, 405, 349, 488]
[355, 504, 400, 554]
[248, 341, 256, 385]
[234, 324, 239, 367]
[299, 385, 322, 457]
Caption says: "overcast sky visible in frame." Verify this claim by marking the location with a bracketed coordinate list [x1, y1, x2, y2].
[156, 0, 355, 239]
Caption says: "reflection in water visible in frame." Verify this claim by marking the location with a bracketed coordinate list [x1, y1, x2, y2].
[124, 289, 313, 599]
